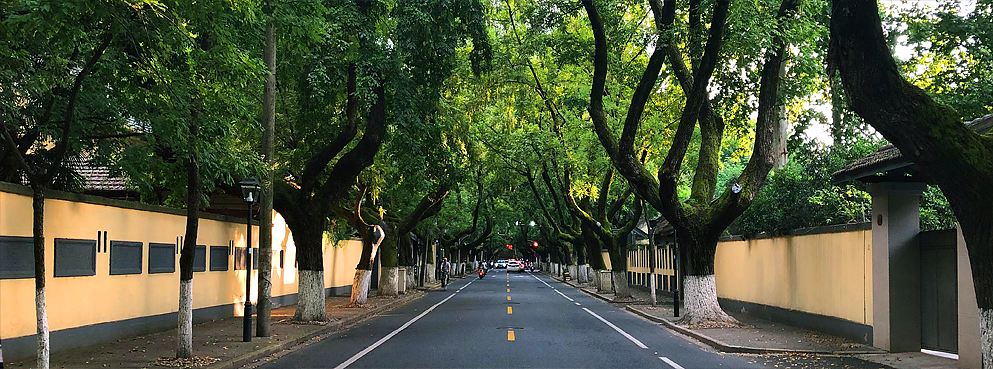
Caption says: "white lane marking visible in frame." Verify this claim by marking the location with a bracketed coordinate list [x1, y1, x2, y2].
[533, 274, 575, 301]
[582, 307, 648, 349]
[555, 290, 575, 302]
[334, 280, 470, 369]
[575, 302, 581, 306]
[659, 357, 685, 369]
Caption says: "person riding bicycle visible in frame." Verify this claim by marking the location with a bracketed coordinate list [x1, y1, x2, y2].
[440, 257, 451, 288]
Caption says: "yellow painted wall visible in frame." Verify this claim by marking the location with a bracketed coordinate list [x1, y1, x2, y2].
[714, 230, 873, 325]
[0, 188, 361, 340]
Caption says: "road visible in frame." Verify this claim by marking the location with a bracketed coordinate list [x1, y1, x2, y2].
[258, 270, 888, 369]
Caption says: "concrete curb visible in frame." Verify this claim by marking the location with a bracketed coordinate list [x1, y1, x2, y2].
[623, 306, 884, 356]
[218, 292, 425, 369]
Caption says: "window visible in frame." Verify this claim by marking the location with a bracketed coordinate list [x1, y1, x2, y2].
[194, 245, 206, 272]
[209, 246, 229, 271]
[0, 236, 33, 279]
[54, 238, 97, 277]
[110, 241, 142, 275]
[148, 243, 176, 274]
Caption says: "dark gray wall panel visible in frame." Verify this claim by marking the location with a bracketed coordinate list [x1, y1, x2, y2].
[209, 246, 229, 271]
[110, 241, 143, 275]
[194, 245, 206, 272]
[54, 238, 97, 277]
[0, 236, 34, 279]
[148, 243, 175, 274]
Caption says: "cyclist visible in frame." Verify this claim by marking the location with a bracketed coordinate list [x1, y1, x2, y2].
[440, 257, 451, 288]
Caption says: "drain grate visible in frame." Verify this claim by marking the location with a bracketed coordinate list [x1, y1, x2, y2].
[503, 302, 520, 304]
[497, 326, 525, 330]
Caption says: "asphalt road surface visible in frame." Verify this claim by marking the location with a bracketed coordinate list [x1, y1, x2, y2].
[258, 270, 889, 369]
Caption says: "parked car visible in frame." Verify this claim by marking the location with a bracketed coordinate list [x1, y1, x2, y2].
[495, 260, 508, 268]
[507, 261, 523, 272]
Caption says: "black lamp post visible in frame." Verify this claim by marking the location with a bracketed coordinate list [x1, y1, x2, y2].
[239, 177, 260, 342]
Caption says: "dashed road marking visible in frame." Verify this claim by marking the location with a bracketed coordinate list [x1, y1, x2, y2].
[507, 306, 512, 314]
[659, 357, 685, 369]
[334, 278, 473, 369]
[555, 290, 574, 302]
[508, 330, 516, 341]
[507, 296, 511, 301]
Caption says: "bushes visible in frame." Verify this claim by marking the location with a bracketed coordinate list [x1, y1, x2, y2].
[726, 139, 957, 237]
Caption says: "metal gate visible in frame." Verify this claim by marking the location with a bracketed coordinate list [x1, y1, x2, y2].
[919, 229, 958, 354]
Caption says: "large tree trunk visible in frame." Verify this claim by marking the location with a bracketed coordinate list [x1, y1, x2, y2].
[297, 270, 326, 321]
[378, 227, 399, 297]
[177, 129, 201, 359]
[350, 229, 376, 305]
[292, 221, 327, 321]
[606, 236, 631, 298]
[379, 267, 399, 297]
[674, 231, 739, 327]
[256, 7, 276, 337]
[31, 186, 49, 369]
[350, 270, 372, 304]
[611, 271, 630, 299]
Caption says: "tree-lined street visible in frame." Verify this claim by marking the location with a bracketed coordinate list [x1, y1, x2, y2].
[257, 270, 887, 369]
[2, 0, 991, 367]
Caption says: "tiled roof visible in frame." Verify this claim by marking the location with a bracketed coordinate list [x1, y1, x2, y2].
[73, 161, 128, 192]
[833, 114, 993, 181]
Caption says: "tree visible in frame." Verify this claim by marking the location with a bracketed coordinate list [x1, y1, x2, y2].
[0, 2, 129, 366]
[109, 0, 262, 357]
[828, 1, 993, 365]
[257, 0, 277, 338]
[581, 0, 809, 326]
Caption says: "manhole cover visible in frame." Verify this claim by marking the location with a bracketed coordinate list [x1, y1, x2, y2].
[504, 302, 520, 304]
[497, 326, 525, 330]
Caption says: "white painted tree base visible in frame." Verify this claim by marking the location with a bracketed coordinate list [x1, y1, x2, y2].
[177, 280, 193, 358]
[350, 270, 372, 305]
[577, 265, 589, 283]
[36, 287, 50, 369]
[569, 265, 578, 280]
[379, 267, 399, 297]
[981, 308, 992, 369]
[405, 267, 416, 292]
[676, 275, 742, 328]
[587, 267, 596, 283]
[425, 264, 435, 283]
[596, 270, 612, 293]
[294, 270, 327, 322]
[612, 271, 632, 298]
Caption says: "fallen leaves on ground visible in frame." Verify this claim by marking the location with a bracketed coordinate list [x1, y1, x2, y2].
[154, 356, 220, 368]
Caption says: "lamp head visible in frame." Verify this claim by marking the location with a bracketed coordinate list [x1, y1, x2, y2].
[239, 177, 261, 204]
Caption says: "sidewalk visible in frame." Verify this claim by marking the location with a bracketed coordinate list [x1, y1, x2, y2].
[546, 273, 958, 369]
[6, 284, 438, 369]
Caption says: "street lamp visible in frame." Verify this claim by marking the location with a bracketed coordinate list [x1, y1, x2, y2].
[239, 177, 260, 342]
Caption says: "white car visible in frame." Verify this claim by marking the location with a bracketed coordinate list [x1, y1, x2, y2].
[495, 260, 508, 269]
[507, 261, 523, 272]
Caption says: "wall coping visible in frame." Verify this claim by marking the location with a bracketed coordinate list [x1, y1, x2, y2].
[0, 181, 254, 225]
[720, 222, 872, 242]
